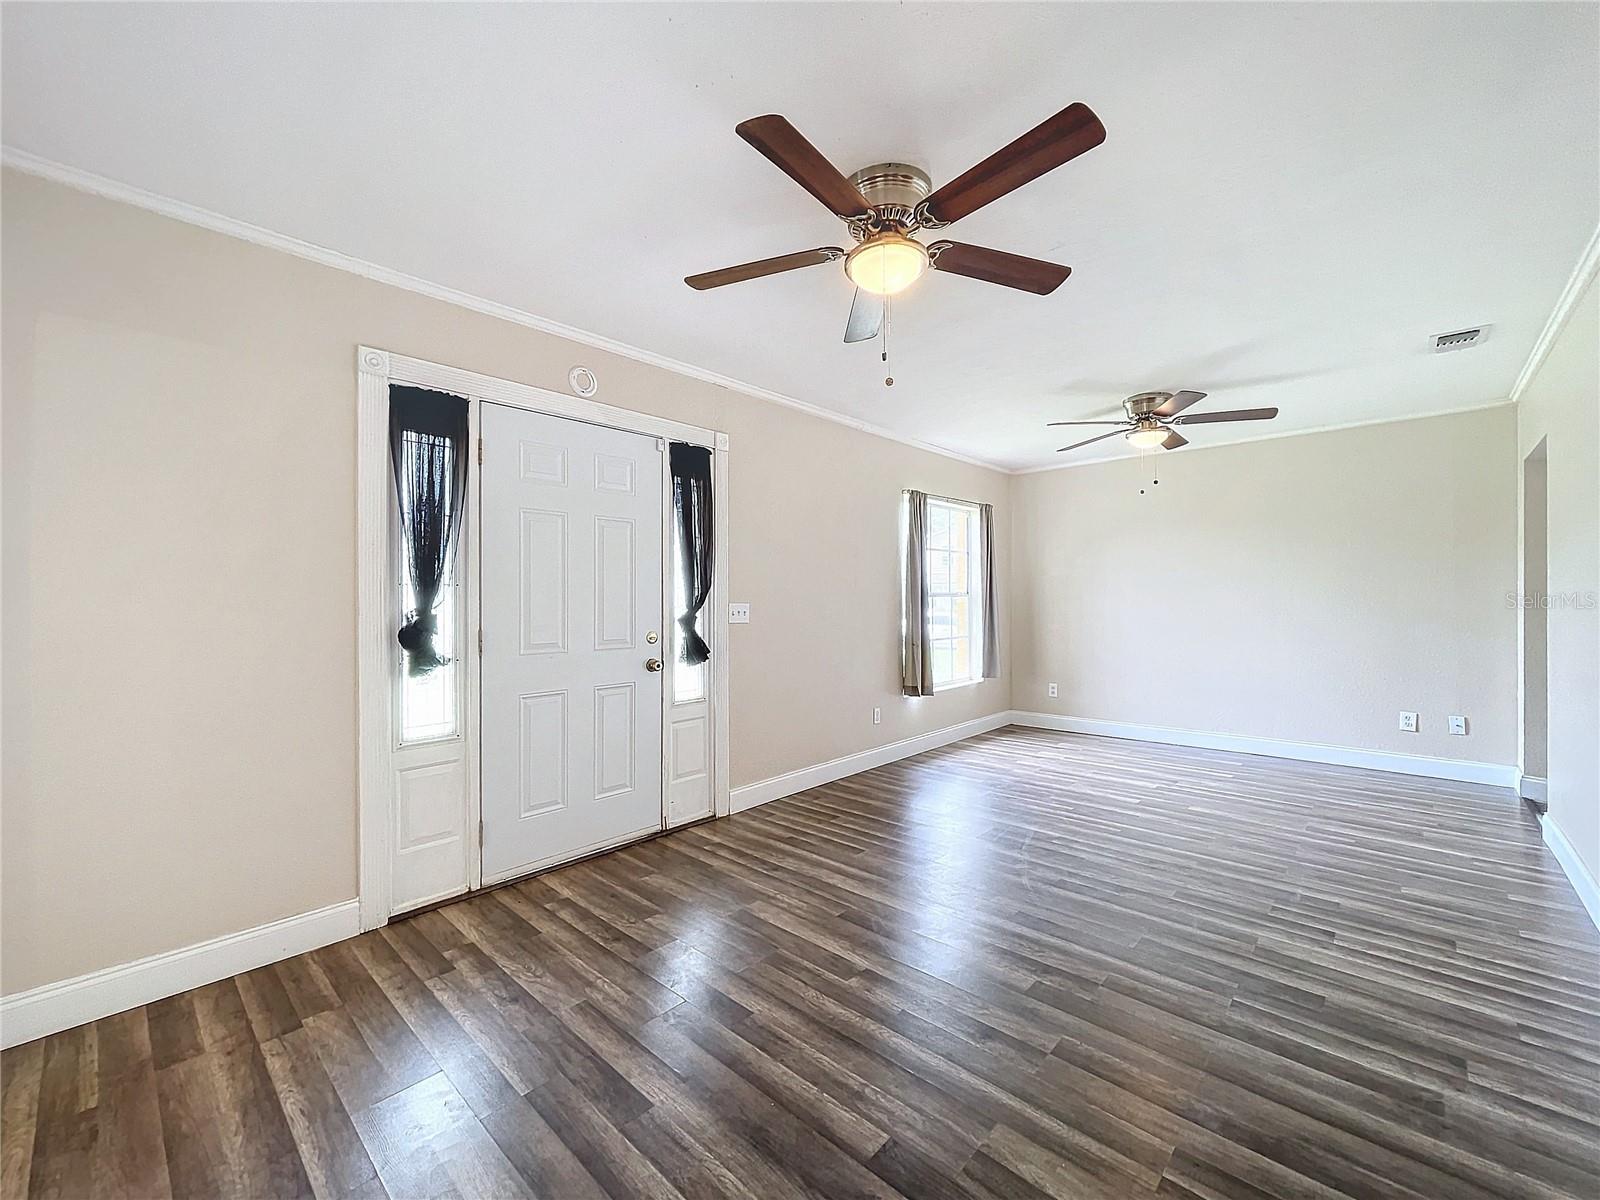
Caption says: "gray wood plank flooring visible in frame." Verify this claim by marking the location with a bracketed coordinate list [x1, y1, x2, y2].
[5, 727, 1597, 1199]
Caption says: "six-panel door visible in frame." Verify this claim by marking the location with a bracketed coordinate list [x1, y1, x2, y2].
[479, 403, 664, 881]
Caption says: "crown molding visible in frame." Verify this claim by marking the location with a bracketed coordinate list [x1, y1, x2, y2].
[1511, 221, 1600, 403]
[8, 146, 1587, 478]
[1011, 398, 1516, 476]
[0, 146, 1006, 474]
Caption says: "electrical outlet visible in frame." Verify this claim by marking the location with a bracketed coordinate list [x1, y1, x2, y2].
[873, 707, 881, 726]
[1448, 715, 1468, 736]
[1048, 682, 1059, 698]
[1399, 711, 1419, 733]
[729, 603, 750, 624]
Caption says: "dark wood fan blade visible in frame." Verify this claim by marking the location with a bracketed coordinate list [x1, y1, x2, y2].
[735, 115, 872, 219]
[1161, 429, 1189, 450]
[922, 103, 1106, 225]
[1154, 390, 1206, 418]
[1057, 429, 1125, 453]
[843, 289, 883, 343]
[1174, 407, 1279, 425]
[929, 242, 1071, 294]
[685, 247, 842, 291]
[1045, 420, 1128, 427]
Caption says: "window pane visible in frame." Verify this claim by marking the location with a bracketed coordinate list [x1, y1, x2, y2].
[400, 571, 459, 742]
[672, 526, 708, 704]
[951, 594, 970, 638]
[950, 509, 969, 551]
[673, 638, 707, 704]
[931, 641, 954, 685]
[930, 596, 955, 638]
[396, 427, 463, 743]
[951, 637, 970, 681]
[928, 549, 952, 594]
[928, 504, 950, 550]
[950, 549, 968, 595]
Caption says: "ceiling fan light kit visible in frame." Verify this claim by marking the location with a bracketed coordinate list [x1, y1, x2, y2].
[845, 232, 928, 296]
[1125, 425, 1168, 450]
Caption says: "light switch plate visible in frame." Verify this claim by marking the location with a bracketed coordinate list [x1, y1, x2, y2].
[1448, 715, 1468, 736]
[1399, 711, 1419, 733]
[729, 603, 750, 624]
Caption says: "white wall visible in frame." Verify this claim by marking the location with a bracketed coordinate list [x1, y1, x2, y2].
[1516, 271, 1600, 883]
[0, 169, 1012, 997]
[1011, 406, 1520, 767]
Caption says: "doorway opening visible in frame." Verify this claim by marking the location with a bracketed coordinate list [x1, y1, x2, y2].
[1521, 437, 1549, 811]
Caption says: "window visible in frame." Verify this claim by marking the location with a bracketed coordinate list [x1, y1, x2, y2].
[925, 497, 984, 688]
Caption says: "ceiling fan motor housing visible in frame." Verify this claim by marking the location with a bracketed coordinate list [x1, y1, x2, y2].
[848, 163, 932, 233]
[1125, 391, 1172, 418]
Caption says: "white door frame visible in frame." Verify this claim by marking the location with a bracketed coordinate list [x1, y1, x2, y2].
[356, 346, 731, 931]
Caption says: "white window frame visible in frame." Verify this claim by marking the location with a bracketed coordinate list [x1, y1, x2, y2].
[924, 497, 985, 691]
[356, 347, 731, 931]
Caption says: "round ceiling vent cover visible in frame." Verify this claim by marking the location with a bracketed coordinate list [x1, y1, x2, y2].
[569, 366, 598, 397]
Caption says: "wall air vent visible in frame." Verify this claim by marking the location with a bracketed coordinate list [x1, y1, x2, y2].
[1433, 327, 1487, 353]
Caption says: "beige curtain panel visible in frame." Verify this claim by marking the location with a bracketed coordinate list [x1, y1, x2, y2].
[980, 502, 1000, 678]
[901, 490, 934, 696]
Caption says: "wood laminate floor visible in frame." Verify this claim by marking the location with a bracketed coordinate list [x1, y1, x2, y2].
[5, 727, 1598, 1200]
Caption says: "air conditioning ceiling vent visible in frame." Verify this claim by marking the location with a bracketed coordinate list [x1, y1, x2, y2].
[1433, 327, 1487, 353]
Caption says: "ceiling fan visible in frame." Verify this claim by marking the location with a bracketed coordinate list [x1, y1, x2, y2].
[684, 104, 1106, 342]
[1051, 391, 1279, 453]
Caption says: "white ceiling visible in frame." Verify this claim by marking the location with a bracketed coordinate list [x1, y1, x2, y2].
[4, 3, 1596, 469]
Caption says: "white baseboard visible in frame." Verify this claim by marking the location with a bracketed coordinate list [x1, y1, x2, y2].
[0, 899, 360, 1049]
[729, 711, 1012, 814]
[1541, 813, 1600, 935]
[0, 714, 1542, 1048]
[1517, 773, 1549, 803]
[728, 709, 1519, 817]
[1006, 711, 1518, 788]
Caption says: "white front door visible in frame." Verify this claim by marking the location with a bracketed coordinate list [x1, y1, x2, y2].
[480, 403, 665, 882]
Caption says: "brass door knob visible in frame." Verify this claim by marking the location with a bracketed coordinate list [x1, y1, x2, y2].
[645, 657, 663, 673]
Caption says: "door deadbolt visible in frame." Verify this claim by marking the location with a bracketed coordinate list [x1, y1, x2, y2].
[646, 631, 658, 644]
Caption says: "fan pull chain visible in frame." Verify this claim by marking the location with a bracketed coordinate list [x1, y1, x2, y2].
[882, 295, 894, 387]
[1139, 445, 1161, 495]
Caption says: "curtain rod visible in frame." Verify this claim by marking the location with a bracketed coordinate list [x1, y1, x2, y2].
[902, 488, 985, 508]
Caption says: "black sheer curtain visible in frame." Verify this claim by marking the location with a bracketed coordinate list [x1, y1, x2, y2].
[389, 386, 469, 676]
[670, 443, 714, 665]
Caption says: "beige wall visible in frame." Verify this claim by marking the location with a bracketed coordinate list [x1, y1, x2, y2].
[1516, 273, 1600, 881]
[1012, 406, 1520, 765]
[0, 169, 1011, 995]
[6, 159, 1584, 1002]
